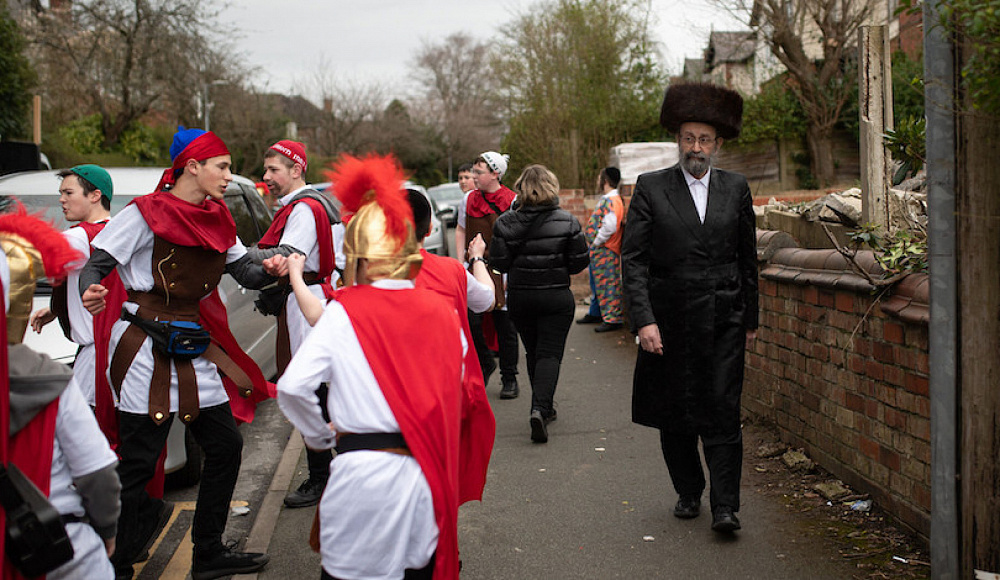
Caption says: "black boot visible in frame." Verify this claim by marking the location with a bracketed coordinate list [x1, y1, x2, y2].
[191, 546, 270, 580]
[499, 376, 519, 399]
[284, 477, 326, 508]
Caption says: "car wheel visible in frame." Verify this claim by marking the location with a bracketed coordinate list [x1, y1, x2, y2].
[165, 427, 203, 489]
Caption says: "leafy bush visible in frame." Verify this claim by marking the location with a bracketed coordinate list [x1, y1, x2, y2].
[736, 78, 808, 146]
[848, 223, 928, 276]
[883, 115, 926, 184]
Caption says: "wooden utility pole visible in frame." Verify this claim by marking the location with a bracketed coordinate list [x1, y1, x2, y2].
[858, 23, 893, 229]
[32, 95, 41, 145]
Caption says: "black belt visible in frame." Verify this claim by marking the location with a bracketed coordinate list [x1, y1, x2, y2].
[335, 433, 408, 454]
[60, 514, 89, 526]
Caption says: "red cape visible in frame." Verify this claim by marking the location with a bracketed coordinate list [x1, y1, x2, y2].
[337, 284, 489, 580]
[415, 249, 495, 503]
[258, 197, 335, 280]
[465, 185, 515, 218]
[132, 190, 236, 253]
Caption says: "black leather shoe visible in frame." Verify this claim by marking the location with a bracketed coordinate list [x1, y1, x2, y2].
[594, 322, 624, 333]
[499, 376, 519, 399]
[284, 477, 326, 508]
[529, 409, 548, 443]
[673, 495, 701, 519]
[576, 313, 601, 324]
[191, 546, 270, 580]
[711, 506, 741, 533]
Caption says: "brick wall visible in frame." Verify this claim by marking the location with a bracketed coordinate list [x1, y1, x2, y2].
[745, 242, 930, 540]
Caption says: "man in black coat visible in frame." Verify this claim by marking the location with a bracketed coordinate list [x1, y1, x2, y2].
[621, 83, 758, 534]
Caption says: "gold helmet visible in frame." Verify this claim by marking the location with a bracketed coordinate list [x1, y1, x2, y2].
[0, 204, 81, 343]
[327, 154, 422, 286]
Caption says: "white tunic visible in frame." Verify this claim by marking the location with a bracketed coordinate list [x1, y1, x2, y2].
[48, 382, 118, 580]
[278, 187, 346, 353]
[277, 280, 439, 579]
[91, 204, 248, 414]
[63, 225, 101, 405]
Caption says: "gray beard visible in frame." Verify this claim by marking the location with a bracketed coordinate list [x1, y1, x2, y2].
[681, 151, 716, 177]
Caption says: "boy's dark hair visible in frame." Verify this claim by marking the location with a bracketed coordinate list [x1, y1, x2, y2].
[457, 163, 473, 174]
[57, 169, 111, 210]
[407, 189, 432, 239]
[600, 167, 621, 189]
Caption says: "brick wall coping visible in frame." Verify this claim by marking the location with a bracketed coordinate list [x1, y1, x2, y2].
[879, 273, 929, 325]
[760, 247, 882, 293]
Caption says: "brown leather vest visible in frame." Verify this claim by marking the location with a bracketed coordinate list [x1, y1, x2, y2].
[466, 212, 506, 309]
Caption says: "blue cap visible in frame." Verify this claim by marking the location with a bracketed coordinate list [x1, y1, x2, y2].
[169, 126, 207, 162]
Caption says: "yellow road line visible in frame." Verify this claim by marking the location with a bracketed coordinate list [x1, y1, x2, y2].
[132, 500, 250, 577]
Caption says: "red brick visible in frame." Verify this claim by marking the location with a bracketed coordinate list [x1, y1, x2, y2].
[884, 321, 905, 344]
[859, 435, 879, 459]
[845, 392, 865, 412]
[865, 399, 880, 418]
[865, 359, 884, 381]
[835, 291, 855, 312]
[916, 352, 929, 374]
[818, 290, 836, 308]
[760, 279, 777, 296]
[916, 396, 930, 418]
[884, 407, 907, 429]
[910, 416, 931, 441]
[913, 484, 932, 511]
[854, 338, 873, 357]
[879, 445, 901, 471]
[905, 373, 929, 396]
[803, 285, 819, 305]
[848, 354, 866, 374]
[884, 365, 906, 387]
[810, 343, 830, 362]
[873, 342, 895, 364]
[802, 390, 821, 412]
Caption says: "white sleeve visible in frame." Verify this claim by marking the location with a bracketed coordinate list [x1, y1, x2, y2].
[63, 228, 92, 272]
[90, 205, 152, 266]
[226, 237, 248, 264]
[279, 203, 319, 255]
[333, 222, 346, 270]
[277, 305, 338, 450]
[1, 248, 9, 313]
[465, 270, 494, 314]
[56, 383, 117, 477]
[456, 192, 470, 229]
[593, 210, 617, 247]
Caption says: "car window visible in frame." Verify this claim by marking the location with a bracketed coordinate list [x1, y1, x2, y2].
[225, 192, 263, 246]
[17, 194, 67, 229]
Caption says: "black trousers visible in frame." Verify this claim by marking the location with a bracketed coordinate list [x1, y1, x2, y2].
[507, 287, 574, 414]
[306, 383, 333, 482]
[321, 553, 435, 580]
[469, 308, 519, 379]
[116, 403, 242, 562]
[659, 429, 743, 511]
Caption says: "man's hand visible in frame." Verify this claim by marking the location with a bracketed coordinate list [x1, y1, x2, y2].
[29, 308, 56, 333]
[745, 329, 757, 350]
[468, 233, 486, 261]
[262, 254, 289, 277]
[82, 284, 108, 315]
[104, 537, 116, 557]
[637, 323, 663, 355]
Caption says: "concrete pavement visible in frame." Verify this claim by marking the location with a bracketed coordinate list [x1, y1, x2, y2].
[247, 305, 863, 580]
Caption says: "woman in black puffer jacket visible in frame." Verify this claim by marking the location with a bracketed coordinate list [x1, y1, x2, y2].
[491, 164, 590, 443]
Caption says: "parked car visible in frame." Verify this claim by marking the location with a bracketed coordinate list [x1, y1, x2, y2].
[427, 182, 465, 227]
[313, 181, 450, 257]
[0, 167, 278, 486]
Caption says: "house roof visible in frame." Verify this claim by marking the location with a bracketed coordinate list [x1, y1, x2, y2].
[706, 31, 756, 67]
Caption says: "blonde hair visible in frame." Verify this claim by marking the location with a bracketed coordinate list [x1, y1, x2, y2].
[514, 164, 560, 207]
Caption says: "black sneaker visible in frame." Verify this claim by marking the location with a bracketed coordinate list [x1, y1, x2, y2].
[530, 409, 548, 443]
[284, 477, 326, 508]
[191, 546, 270, 580]
[711, 506, 741, 533]
[673, 495, 701, 519]
[576, 313, 602, 324]
[499, 376, 519, 399]
[594, 322, 624, 333]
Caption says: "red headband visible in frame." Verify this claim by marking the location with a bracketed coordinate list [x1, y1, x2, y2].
[156, 132, 230, 192]
[269, 140, 308, 172]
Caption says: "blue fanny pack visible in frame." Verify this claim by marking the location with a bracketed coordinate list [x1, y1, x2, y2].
[123, 311, 211, 360]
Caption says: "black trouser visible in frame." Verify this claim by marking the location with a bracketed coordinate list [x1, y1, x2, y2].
[468, 309, 519, 380]
[321, 553, 434, 580]
[306, 383, 333, 482]
[116, 403, 242, 563]
[506, 287, 574, 414]
[659, 429, 743, 511]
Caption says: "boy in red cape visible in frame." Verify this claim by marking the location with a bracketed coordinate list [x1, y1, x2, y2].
[277, 154, 493, 580]
[78, 128, 274, 580]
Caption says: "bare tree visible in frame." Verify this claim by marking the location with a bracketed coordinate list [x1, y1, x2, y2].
[410, 33, 502, 180]
[22, 0, 231, 148]
[736, 0, 872, 186]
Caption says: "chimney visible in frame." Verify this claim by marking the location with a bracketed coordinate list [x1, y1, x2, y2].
[323, 98, 333, 114]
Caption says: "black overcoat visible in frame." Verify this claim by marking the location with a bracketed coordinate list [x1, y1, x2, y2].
[621, 164, 758, 435]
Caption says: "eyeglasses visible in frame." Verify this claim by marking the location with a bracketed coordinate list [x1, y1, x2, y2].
[472, 169, 491, 175]
[680, 136, 717, 146]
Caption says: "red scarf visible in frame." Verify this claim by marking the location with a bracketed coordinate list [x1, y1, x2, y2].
[415, 249, 495, 503]
[258, 196, 335, 280]
[0, 276, 7, 570]
[465, 185, 516, 218]
[132, 190, 236, 253]
[199, 290, 276, 423]
[337, 285, 489, 580]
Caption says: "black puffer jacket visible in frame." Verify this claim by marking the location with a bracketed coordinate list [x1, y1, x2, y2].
[490, 200, 590, 290]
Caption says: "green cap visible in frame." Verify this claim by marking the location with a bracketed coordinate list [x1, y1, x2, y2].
[68, 164, 113, 201]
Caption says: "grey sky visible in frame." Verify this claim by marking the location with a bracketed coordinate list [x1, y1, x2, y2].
[222, 0, 746, 99]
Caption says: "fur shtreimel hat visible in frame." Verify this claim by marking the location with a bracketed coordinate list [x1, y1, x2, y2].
[659, 83, 744, 140]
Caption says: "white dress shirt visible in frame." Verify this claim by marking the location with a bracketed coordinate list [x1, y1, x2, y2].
[682, 168, 711, 224]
